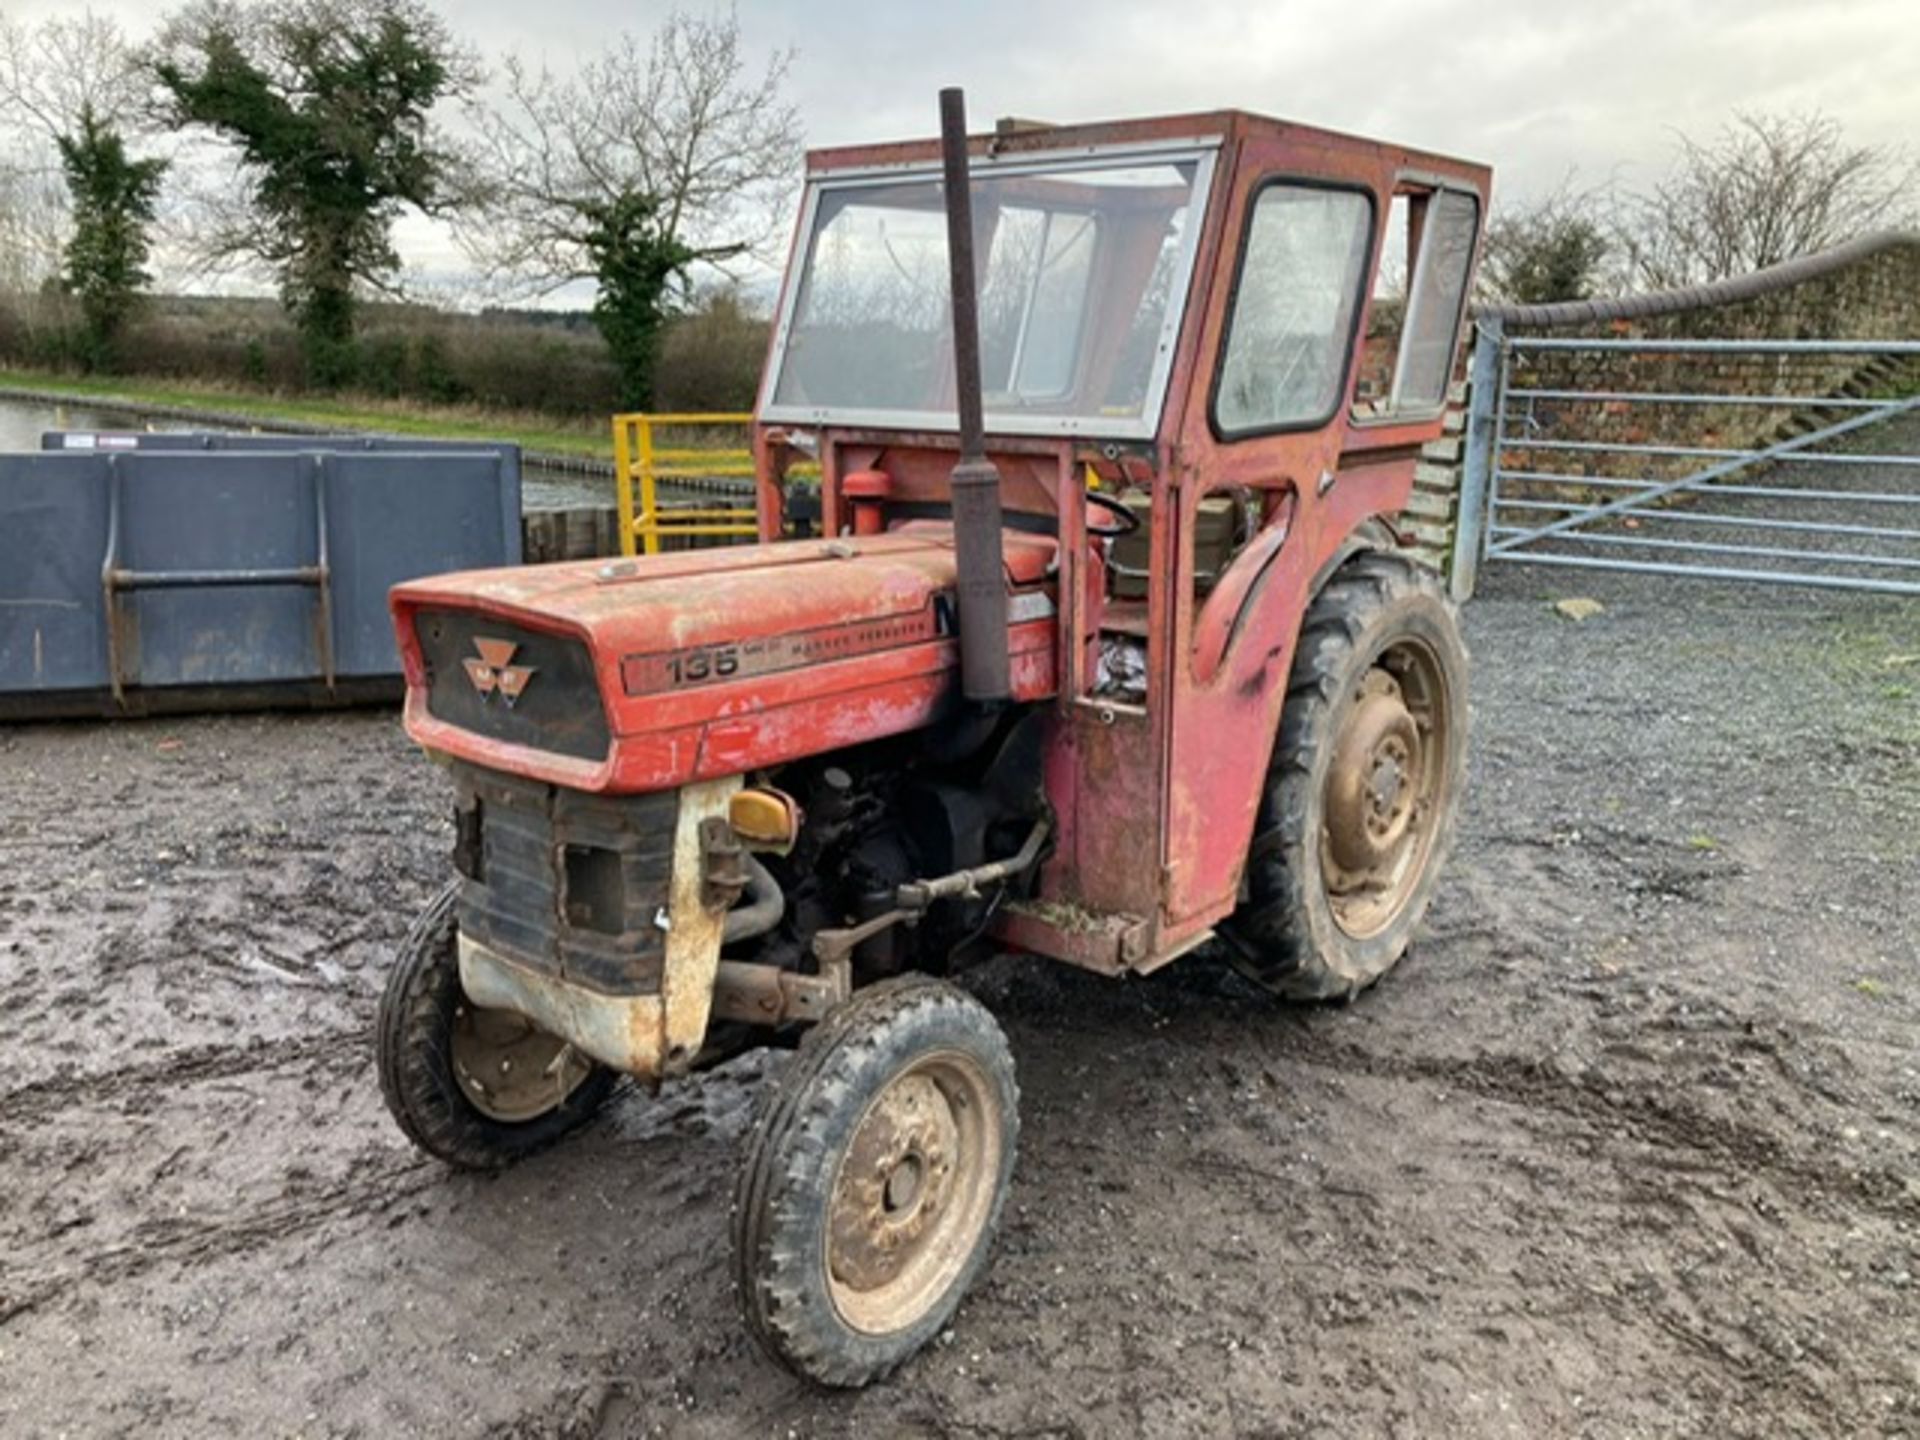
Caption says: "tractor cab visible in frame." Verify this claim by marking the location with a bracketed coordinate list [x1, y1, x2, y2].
[381, 96, 1487, 1390]
[748, 109, 1486, 969]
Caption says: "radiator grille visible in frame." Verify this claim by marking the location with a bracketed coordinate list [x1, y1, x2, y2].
[451, 764, 676, 995]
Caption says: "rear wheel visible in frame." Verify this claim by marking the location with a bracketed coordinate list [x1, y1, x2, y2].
[732, 975, 1018, 1387]
[376, 882, 615, 1169]
[1223, 552, 1468, 999]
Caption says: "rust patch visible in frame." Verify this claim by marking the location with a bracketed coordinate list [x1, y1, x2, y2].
[658, 776, 742, 1076]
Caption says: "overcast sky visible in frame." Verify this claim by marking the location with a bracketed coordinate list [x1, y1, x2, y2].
[11, 0, 1918, 300]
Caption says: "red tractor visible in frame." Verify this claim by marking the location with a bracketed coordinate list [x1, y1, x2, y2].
[378, 92, 1487, 1386]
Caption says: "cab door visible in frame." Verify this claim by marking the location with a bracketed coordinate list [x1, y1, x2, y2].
[1157, 135, 1486, 933]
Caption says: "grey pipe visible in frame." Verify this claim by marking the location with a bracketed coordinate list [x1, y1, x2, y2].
[722, 853, 786, 944]
[938, 85, 1012, 707]
[1477, 229, 1919, 331]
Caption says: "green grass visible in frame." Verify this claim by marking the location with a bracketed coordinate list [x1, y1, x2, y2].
[1791, 622, 1920, 747]
[1862, 364, 1920, 401]
[0, 367, 611, 460]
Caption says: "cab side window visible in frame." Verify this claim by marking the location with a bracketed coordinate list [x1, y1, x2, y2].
[1353, 186, 1479, 419]
[1212, 185, 1374, 436]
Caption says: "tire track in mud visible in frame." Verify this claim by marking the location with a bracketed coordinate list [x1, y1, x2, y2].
[1549, 1220, 1874, 1424]
[1279, 1034, 1920, 1224]
[1015, 1004, 1883, 1425]
[1008, 974, 1913, 1228]
[1, 1026, 399, 1327]
[0, 1147, 437, 1330]
[0, 1027, 368, 1126]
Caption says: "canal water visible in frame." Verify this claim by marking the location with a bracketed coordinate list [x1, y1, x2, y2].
[0, 393, 612, 511]
[0, 395, 128, 450]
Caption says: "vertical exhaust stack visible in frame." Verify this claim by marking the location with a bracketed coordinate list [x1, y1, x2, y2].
[938, 86, 1011, 708]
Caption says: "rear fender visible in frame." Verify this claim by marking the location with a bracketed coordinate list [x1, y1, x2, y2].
[1162, 508, 1409, 926]
[1307, 515, 1406, 596]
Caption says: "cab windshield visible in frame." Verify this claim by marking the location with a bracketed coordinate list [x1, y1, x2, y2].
[762, 150, 1213, 439]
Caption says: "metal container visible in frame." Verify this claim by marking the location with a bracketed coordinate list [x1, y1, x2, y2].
[1, 434, 521, 718]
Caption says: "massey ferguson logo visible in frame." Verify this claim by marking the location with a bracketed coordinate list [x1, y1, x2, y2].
[462, 637, 536, 706]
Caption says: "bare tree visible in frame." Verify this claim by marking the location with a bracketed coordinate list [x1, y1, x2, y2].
[1620, 111, 1917, 288]
[0, 11, 147, 145]
[1479, 180, 1617, 306]
[461, 9, 802, 404]
[0, 11, 166, 364]
[0, 9, 149, 270]
[0, 162, 70, 292]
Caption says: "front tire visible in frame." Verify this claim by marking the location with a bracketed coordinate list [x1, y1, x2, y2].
[1223, 552, 1468, 999]
[732, 976, 1019, 1387]
[376, 882, 616, 1170]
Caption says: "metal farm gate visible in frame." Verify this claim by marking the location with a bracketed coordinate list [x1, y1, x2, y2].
[1452, 328, 1920, 598]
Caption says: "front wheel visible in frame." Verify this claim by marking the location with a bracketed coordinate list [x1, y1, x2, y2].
[376, 882, 615, 1170]
[731, 975, 1019, 1387]
[1223, 552, 1468, 999]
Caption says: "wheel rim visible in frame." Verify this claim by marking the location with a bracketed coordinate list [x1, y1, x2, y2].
[451, 1001, 595, 1124]
[1320, 636, 1452, 940]
[825, 1049, 1004, 1337]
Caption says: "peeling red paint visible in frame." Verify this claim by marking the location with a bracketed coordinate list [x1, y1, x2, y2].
[394, 533, 1058, 794]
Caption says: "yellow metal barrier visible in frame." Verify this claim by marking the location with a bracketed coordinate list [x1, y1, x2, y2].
[613, 412, 822, 558]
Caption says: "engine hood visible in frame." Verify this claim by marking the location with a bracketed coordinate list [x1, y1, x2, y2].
[391, 526, 1060, 793]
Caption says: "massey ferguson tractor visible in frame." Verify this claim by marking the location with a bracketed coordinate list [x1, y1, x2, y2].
[377, 91, 1487, 1386]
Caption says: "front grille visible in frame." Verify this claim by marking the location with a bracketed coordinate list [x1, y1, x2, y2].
[451, 764, 676, 995]
[415, 609, 610, 762]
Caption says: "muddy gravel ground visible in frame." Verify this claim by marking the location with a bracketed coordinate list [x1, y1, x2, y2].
[3, 566, 1918, 1439]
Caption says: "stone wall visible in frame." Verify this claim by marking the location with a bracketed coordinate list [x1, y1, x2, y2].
[1502, 238, 1920, 486]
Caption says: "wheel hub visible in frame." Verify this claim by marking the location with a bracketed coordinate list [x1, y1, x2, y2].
[829, 1073, 956, 1292]
[824, 1050, 1002, 1337]
[1319, 646, 1450, 941]
[451, 1002, 594, 1123]
[1325, 672, 1422, 874]
[1368, 752, 1404, 815]
[884, 1155, 926, 1212]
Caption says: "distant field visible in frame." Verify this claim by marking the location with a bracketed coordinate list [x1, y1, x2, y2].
[0, 368, 611, 460]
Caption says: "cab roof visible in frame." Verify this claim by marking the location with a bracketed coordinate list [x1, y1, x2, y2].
[804, 109, 1488, 190]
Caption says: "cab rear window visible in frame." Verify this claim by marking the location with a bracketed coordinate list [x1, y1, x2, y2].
[1353, 186, 1481, 420]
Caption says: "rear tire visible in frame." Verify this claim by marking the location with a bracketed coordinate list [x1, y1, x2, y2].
[1222, 552, 1468, 999]
[376, 882, 616, 1170]
[732, 975, 1019, 1387]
